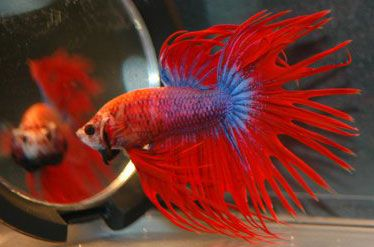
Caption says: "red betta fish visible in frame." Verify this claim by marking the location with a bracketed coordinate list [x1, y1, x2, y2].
[0, 50, 114, 203]
[77, 11, 359, 241]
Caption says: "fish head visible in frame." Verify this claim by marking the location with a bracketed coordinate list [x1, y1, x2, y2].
[76, 112, 119, 165]
[11, 122, 67, 171]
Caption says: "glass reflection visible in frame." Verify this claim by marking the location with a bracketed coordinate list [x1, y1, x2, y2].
[0, 0, 155, 205]
[0, 49, 120, 203]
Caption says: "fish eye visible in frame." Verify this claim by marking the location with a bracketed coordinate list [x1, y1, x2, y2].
[21, 135, 28, 143]
[84, 124, 95, 136]
[45, 130, 52, 141]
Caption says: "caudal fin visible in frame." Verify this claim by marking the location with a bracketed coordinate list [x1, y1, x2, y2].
[129, 10, 359, 242]
[28, 49, 101, 128]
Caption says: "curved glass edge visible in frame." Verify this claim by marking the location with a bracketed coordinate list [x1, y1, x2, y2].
[1, 0, 160, 211]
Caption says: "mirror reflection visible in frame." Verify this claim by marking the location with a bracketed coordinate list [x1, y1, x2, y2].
[0, 0, 153, 205]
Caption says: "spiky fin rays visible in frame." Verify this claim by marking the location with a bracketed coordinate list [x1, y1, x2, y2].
[129, 143, 278, 242]
[160, 25, 237, 88]
[128, 10, 359, 241]
[215, 9, 358, 217]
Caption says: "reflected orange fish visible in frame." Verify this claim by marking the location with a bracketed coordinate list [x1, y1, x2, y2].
[10, 103, 67, 171]
[0, 49, 115, 203]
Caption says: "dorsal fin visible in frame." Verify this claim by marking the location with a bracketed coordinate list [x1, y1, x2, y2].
[159, 25, 236, 89]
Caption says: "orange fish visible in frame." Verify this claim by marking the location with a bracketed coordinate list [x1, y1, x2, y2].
[77, 11, 359, 241]
[1, 49, 114, 203]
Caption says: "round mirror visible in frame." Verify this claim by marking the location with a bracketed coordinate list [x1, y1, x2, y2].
[0, 0, 159, 210]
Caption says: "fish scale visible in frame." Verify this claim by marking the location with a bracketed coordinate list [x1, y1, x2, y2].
[108, 87, 229, 147]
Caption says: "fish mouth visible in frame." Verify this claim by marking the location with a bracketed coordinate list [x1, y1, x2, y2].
[99, 148, 120, 165]
[12, 152, 65, 172]
[100, 127, 119, 165]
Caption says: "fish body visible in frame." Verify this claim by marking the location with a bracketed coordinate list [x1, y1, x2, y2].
[77, 11, 359, 241]
[79, 87, 229, 150]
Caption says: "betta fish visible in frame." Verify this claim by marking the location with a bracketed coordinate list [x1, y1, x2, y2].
[77, 11, 359, 241]
[0, 49, 115, 203]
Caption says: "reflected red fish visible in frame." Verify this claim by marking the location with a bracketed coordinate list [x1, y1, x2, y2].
[28, 49, 102, 127]
[77, 11, 359, 241]
[0, 49, 114, 203]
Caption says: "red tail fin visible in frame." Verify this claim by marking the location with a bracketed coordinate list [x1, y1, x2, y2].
[28, 49, 101, 128]
[129, 10, 359, 242]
